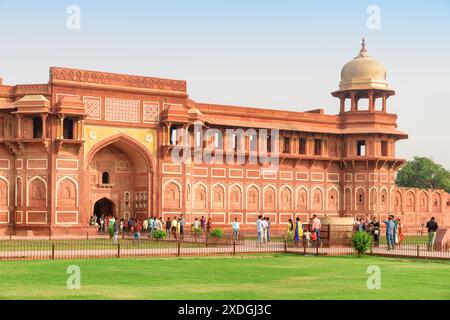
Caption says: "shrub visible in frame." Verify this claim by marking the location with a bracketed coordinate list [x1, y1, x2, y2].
[352, 231, 373, 257]
[193, 228, 202, 237]
[153, 230, 167, 240]
[210, 228, 224, 239]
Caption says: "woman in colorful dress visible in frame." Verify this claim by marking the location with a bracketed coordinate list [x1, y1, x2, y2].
[286, 219, 295, 245]
[294, 217, 303, 247]
[393, 218, 399, 246]
[396, 218, 404, 247]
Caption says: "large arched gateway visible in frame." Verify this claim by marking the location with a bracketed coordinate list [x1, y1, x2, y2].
[85, 134, 155, 222]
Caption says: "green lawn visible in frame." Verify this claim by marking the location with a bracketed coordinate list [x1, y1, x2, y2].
[0, 255, 449, 300]
[0, 239, 209, 252]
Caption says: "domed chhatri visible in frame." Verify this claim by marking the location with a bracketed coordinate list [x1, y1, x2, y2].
[332, 39, 395, 114]
[339, 39, 389, 91]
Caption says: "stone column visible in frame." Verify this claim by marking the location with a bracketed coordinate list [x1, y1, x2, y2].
[59, 116, 65, 139]
[368, 91, 375, 112]
[340, 95, 345, 114]
[382, 94, 387, 113]
[350, 92, 356, 111]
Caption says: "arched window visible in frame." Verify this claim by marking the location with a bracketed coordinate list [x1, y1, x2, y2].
[63, 118, 74, 139]
[102, 172, 110, 184]
[33, 117, 43, 139]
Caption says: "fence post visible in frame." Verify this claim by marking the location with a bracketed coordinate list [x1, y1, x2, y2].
[417, 244, 420, 258]
[315, 240, 319, 257]
[117, 243, 120, 258]
[233, 240, 236, 256]
[284, 240, 287, 254]
[177, 240, 181, 257]
[51, 243, 55, 260]
[303, 240, 307, 256]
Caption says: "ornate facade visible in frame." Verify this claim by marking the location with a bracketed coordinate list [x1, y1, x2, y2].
[0, 41, 449, 235]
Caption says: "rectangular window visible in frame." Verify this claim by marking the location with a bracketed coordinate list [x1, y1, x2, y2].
[33, 117, 43, 139]
[357, 140, 366, 157]
[314, 139, 322, 156]
[283, 137, 290, 154]
[299, 138, 306, 155]
[381, 141, 388, 157]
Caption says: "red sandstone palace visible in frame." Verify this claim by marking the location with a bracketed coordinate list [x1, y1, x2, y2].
[0, 41, 449, 236]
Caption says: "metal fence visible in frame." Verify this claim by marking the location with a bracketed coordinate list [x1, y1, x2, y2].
[0, 234, 449, 261]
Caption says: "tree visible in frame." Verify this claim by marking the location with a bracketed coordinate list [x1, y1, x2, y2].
[396, 157, 450, 193]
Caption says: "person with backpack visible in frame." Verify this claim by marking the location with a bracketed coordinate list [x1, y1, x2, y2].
[426, 217, 439, 251]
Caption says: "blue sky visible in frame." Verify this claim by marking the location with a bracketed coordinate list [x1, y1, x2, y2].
[1, 0, 449, 168]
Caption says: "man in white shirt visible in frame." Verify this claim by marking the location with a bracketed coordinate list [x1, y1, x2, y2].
[261, 217, 268, 244]
[256, 216, 263, 246]
[193, 218, 200, 231]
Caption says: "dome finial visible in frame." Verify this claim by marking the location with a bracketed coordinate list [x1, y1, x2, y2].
[357, 38, 369, 58]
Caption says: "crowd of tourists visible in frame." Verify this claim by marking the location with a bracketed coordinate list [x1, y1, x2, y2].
[90, 214, 221, 243]
[90, 212, 440, 252]
[353, 215, 439, 251]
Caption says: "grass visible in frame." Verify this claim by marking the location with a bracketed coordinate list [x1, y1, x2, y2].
[378, 235, 428, 245]
[0, 239, 212, 252]
[0, 255, 449, 300]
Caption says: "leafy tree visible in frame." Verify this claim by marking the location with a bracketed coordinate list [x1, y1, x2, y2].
[396, 157, 450, 193]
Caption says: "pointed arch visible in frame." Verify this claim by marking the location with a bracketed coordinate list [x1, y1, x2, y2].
[405, 190, 416, 212]
[431, 190, 442, 212]
[418, 190, 429, 211]
[229, 183, 243, 211]
[296, 185, 309, 211]
[56, 176, 79, 207]
[344, 186, 352, 212]
[355, 186, 366, 211]
[211, 183, 226, 210]
[246, 184, 260, 211]
[27, 176, 47, 207]
[327, 186, 340, 212]
[0, 175, 9, 207]
[263, 184, 277, 211]
[162, 180, 182, 209]
[280, 185, 293, 211]
[194, 182, 208, 210]
[311, 186, 324, 211]
[393, 189, 403, 212]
